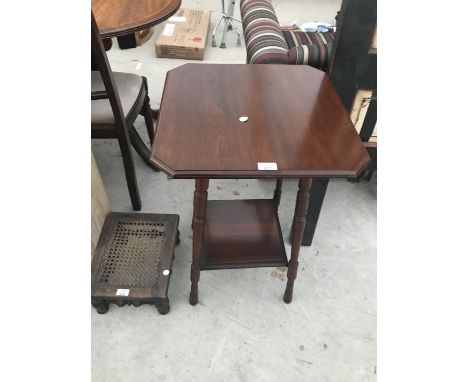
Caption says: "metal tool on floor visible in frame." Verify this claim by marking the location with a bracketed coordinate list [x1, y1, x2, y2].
[212, 0, 242, 48]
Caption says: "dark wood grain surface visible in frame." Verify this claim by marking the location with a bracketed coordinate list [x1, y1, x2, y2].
[92, 0, 181, 38]
[201, 200, 288, 270]
[151, 64, 370, 179]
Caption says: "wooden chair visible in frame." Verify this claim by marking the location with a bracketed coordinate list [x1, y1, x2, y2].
[91, 11, 158, 211]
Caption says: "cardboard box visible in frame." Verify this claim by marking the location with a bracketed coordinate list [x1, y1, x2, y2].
[155, 9, 211, 60]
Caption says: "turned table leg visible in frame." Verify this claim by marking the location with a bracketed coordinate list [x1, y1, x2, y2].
[190, 179, 209, 305]
[284, 178, 312, 303]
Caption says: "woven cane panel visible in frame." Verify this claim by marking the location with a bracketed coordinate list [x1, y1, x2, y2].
[95, 220, 165, 288]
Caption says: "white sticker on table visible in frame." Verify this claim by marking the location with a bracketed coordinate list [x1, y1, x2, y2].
[163, 23, 175, 36]
[258, 162, 278, 170]
[115, 289, 130, 296]
[168, 16, 186, 22]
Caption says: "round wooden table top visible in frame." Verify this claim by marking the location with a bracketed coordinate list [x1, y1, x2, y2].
[92, 0, 182, 38]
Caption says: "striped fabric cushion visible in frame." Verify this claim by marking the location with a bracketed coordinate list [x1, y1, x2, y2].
[282, 30, 335, 70]
[240, 0, 335, 70]
[240, 0, 289, 64]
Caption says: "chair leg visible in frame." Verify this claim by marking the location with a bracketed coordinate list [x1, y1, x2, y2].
[142, 94, 155, 144]
[140, 77, 155, 144]
[129, 126, 160, 171]
[137, 77, 159, 171]
[118, 136, 142, 211]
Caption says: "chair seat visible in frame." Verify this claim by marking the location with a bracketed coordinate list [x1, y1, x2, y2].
[91, 71, 143, 125]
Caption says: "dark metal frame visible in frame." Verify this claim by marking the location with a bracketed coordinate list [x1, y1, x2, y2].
[301, 0, 377, 246]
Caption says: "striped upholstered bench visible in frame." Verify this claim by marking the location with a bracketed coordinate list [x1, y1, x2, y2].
[240, 0, 335, 71]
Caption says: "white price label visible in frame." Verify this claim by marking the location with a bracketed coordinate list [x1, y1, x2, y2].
[257, 162, 278, 170]
[163, 23, 175, 36]
[115, 289, 130, 296]
[168, 16, 186, 22]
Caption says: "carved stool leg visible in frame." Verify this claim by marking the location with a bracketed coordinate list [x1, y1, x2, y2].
[284, 178, 312, 303]
[156, 298, 170, 315]
[190, 179, 209, 305]
[92, 300, 109, 314]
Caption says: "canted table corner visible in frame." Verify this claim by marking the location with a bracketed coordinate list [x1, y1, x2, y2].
[151, 64, 370, 305]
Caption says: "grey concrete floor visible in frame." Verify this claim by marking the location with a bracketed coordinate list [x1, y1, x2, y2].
[92, 1, 376, 381]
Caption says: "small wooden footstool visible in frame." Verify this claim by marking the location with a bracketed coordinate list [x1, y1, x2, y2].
[91, 212, 180, 315]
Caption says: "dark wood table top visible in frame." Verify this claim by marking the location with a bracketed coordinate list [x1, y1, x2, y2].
[151, 64, 370, 179]
[92, 0, 181, 38]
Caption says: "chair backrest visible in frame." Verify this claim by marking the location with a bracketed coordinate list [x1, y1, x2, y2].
[91, 11, 128, 136]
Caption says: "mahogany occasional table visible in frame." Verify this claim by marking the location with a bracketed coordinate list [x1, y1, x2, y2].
[150, 64, 370, 305]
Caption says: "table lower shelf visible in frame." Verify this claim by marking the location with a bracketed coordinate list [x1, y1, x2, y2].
[200, 199, 288, 270]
